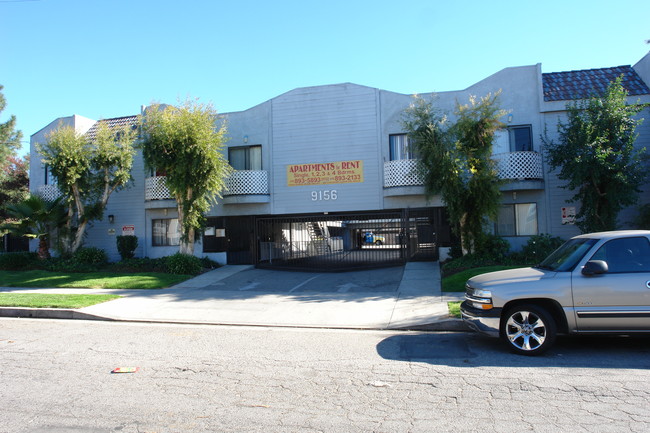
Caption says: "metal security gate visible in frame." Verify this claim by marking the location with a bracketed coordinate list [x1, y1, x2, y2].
[255, 208, 448, 271]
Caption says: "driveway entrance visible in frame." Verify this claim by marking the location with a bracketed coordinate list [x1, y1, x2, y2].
[201, 266, 404, 294]
[255, 208, 450, 271]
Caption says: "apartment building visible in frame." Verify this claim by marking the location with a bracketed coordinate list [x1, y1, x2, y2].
[30, 52, 650, 269]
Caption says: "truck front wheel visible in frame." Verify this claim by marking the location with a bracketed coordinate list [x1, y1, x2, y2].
[501, 304, 557, 356]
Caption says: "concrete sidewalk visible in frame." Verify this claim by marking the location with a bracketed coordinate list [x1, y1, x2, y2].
[0, 262, 467, 331]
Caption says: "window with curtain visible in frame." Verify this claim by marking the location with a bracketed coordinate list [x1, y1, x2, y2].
[389, 134, 417, 160]
[228, 145, 262, 170]
[44, 164, 57, 185]
[152, 218, 181, 246]
[496, 203, 538, 236]
[508, 125, 532, 152]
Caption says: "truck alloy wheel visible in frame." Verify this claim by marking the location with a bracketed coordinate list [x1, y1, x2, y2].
[502, 305, 556, 356]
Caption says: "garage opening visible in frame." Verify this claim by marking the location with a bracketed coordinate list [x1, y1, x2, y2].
[255, 208, 450, 271]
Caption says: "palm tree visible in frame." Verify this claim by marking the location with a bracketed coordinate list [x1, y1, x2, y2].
[1, 195, 67, 259]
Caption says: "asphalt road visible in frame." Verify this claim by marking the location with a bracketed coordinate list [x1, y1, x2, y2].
[2, 319, 650, 432]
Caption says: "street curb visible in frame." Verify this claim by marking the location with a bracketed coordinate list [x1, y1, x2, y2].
[391, 318, 471, 332]
[0, 307, 114, 321]
[0, 307, 471, 332]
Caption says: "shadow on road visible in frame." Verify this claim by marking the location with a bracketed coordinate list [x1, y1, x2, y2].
[376, 332, 650, 369]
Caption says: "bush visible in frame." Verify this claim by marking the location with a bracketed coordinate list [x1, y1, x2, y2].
[108, 257, 167, 273]
[516, 233, 565, 264]
[38, 248, 108, 273]
[116, 235, 138, 260]
[0, 252, 39, 270]
[442, 253, 501, 276]
[475, 233, 510, 261]
[41, 256, 101, 273]
[73, 247, 108, 265]
[441, 234, 511, 276]
[199, 256, 219, 270]
[165, 253, 202, 275]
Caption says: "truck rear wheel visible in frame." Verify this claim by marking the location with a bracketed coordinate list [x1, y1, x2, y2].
[501, 304, 557, 356]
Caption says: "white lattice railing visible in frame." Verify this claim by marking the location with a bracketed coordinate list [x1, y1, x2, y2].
[145, 176, 172, 201]
[224, 170, 269, 195]
[493, 151, 543, 180]
[384, 159, 424, 188]
[37, 184, 61, 201]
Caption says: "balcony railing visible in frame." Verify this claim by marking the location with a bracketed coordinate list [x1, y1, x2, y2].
[493, 151, 543, 180]
[145, 176, 172, 201]
[224, 170, 269, 195]
[37, 184, 61, 201]
[383, 159, 424, 188]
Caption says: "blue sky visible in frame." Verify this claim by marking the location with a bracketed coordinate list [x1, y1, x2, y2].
[2, 0, 649, 157]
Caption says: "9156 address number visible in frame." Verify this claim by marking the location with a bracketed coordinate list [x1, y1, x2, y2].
[311, 190, 337, 201]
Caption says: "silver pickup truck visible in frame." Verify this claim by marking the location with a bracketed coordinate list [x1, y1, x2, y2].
[461, 230, 650, 355]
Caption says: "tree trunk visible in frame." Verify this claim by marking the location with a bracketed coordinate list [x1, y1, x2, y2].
[460, 213, 470, 255]
[70, 219, 88, 254]
[176, 198, 195, 256]
[37, 236, 51, 260]
[179, 227, 195, 255]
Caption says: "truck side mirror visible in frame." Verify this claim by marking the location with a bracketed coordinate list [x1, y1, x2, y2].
[582, 260, 608, 276]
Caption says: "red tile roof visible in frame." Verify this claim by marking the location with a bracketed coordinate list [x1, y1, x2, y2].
[542, 65, 650, 101]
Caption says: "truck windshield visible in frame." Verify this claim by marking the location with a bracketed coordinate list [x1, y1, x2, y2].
[536, 238, 598, 272]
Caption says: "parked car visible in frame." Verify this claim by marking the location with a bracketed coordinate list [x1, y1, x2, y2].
[363, 232, 386, 245]
[461, 230, 650, 355]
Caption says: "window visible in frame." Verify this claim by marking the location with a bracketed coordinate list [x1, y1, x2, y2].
[389, 134, 417, 160]
[44, 164, 56, 185]
[509, 125, 532, 152]
[152, 219, 180, 246]
[229, 145, 262, 170]
[590, 237, 650, 273]
[496, 203, 538, 236]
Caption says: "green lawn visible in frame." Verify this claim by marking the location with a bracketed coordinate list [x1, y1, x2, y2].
[442, 265, 524, 292]
[0, 270, 191, 290]
[0, 293, 121, 308]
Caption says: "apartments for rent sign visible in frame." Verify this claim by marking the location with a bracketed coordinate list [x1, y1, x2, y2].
[287, 160, 364, 186]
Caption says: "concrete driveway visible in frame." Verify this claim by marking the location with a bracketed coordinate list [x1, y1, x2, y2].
[202, 267, 403, 294]
[0, 262, 465, 330]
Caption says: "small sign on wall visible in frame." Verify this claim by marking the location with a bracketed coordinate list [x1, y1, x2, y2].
[122, 225, 135, 236]
[561, 207, 576, 225]
[215, 229, 225, 237]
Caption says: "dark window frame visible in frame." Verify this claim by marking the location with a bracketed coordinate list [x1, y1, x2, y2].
[228, 145, 262, 170]
[508, 125, 533, 152]
[152, 218, 180, 247]
[495, 202, 538, 237]
[389, 133, 418, 161]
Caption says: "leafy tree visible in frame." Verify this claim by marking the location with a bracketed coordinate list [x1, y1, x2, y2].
[0, 155, 29, 222]
[0, 85, 22, 164]
[1, 195, 67, 259]
[36, 121, 137, 254]
[633, 203, 650, 229]
[544, 78, 648, 233]
[140, 100, 231, 255]
[0, 86, 28, 253]
[403, 93, 506, 254]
